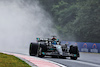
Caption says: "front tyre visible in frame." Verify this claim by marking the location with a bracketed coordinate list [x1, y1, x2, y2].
[69, 45, 79, 60]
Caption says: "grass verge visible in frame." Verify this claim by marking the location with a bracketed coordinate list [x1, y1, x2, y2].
[0, 53, 31, 67]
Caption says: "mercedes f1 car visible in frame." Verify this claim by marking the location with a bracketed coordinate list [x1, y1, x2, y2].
[29, 36, 80, 60]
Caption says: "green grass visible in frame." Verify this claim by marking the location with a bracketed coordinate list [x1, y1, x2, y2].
[0, 53, 31, 67]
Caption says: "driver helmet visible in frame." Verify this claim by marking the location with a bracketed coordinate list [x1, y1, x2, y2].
[52, 37, 56, 41]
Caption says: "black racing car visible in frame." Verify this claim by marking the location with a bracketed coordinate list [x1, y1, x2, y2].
[29, 36, 80, 60]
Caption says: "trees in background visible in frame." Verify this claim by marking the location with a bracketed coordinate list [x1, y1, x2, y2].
[39, 0, 100, 42]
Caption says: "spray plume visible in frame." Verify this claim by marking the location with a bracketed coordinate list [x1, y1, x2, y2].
[0, 0, 57, 54]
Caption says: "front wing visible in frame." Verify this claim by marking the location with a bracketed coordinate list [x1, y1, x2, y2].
[41, 52, 79, 57]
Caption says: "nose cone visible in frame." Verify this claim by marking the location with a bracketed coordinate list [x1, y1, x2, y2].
[57, 45, 63, 55]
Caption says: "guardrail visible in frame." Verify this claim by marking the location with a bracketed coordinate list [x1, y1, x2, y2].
[61, 41, 100, 53]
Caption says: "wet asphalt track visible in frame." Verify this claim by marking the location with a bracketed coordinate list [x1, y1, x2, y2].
[42, 52, 100, 67]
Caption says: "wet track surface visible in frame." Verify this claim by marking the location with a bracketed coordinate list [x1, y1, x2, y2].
[42, 52, 100, 67]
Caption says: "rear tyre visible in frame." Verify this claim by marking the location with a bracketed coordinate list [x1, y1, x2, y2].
[29, 43, 38, 56]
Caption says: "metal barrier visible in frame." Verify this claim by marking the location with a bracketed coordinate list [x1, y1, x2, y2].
[61, 41, 100, 53]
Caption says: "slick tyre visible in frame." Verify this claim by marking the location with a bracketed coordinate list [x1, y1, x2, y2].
[29, 43, 38, 56]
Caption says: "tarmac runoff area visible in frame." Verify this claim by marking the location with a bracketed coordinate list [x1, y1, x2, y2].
[2, 52, 66, 67]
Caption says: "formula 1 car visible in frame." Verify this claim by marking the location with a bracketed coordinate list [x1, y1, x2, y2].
[29, 36, 80, 60]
